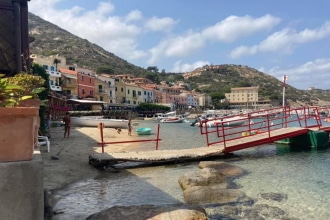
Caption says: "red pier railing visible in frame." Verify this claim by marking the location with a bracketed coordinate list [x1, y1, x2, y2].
[199, 106, 328, 150]
[97, 123, 162, 153]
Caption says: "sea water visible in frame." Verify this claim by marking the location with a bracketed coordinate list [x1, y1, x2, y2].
[52, 120, 330, 220]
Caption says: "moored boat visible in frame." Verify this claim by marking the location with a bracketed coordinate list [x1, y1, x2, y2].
[136, 127, 152, 135]
[159, 116, 185, 123]
[156, 111, 185, 123]
[71, 117, 128, 129]
[197, 116, 247, 127]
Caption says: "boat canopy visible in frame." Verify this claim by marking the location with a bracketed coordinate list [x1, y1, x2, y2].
[66, 99, 106, 105]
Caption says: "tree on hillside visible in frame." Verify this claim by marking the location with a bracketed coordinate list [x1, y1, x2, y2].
[96, 66, 114, 74]
[209, 92, 226, 109]
[53, 58, 61, 71]
[147, 66, 159, 73]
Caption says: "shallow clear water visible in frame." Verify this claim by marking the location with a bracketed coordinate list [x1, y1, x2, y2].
[52, 120, 330, 220]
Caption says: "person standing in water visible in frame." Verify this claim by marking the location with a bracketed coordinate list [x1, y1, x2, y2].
[63, 112, 71, 138]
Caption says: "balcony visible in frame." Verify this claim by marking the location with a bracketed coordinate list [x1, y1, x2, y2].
[107, 85, 115, 89]
[98, 90, 108, 95]
[46, 70, 61, 78]
[50, 85, 62, 91]
[62, 82, 76, 88]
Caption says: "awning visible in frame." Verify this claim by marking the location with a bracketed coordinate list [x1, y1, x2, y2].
[62, 73, 77, 79]
[66, 99, 105, 105]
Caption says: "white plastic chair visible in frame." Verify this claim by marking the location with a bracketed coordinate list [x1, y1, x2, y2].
[38, 136, 50, 152]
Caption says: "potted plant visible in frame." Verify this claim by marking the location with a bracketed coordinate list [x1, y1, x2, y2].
[0, 72, 45, 162]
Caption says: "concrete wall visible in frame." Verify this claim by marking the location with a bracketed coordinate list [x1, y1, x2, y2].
[0, 152, 44, 220]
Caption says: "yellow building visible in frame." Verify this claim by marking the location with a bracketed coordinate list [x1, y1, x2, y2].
[125, 84, 143, 106]
[115, 78, 127, 104]
[59, 68, 78, 98]
[95, 74, 116, 104]
[225, 87, 259, 108]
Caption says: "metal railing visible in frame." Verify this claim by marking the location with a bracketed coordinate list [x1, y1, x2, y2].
[199, 106, 325, 148]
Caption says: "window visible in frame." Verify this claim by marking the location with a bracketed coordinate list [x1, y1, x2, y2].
[43, 65, 48, 70]
[82, 88, 85, 94]
[89, 78, 92, 83]
[138, 91, 141, 96]
[98, 85, 102, 92]
[81, 76, 84, 81]
[50, 66, 55, 71]
[121, 88, 123, 92]
[127, 89, 130, 94]
[90, 90, 93, 96]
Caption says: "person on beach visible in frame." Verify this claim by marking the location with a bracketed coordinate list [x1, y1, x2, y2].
[63, 112, 71, 138]
[128, 118, 132, 136]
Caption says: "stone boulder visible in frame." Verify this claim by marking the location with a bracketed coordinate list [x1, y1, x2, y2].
[86, 204, 208, 220]
[183, 185, 246, 205]
[199, 161, 244, 177]
[178, 168, 227, 191]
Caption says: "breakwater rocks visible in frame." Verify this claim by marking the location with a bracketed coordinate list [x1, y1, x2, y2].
[86, 204, 208, 220]
[86, 161, 297, 220]
[179, 161, 297, 220]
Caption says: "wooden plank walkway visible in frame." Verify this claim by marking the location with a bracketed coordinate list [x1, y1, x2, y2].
[89, 127, 310, 166]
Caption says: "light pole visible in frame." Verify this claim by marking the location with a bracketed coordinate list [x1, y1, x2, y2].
[282, 75, 288, 127]
[282, 75, 288, 108]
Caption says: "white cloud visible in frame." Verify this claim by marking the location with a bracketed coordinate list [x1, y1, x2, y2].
[147, 33, 206, 65]
[148, 15, 280, 64]
[171, 60, 210, 72]
[125, 10, 143, 22]
[145, 16, 178, 32]
[266, 58, 330, 89]
[230, 22, 330, 59]
[202, 14, 281, 42]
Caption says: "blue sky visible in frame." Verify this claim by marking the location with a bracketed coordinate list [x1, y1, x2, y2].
[29, 0, 330, 90]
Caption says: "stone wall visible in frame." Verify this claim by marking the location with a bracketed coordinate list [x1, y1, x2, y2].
[0, 152, 44, 220]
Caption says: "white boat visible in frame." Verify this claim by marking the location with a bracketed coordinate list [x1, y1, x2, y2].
[159, 116, 185, 123]
[156, 111, 185, 123]
[200, 116, 248, 127]
[71, 117, 128, 129]
[250, 111, 277, 119]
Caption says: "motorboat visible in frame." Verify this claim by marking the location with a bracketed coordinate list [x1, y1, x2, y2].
[159, 116, 185, 123]
[198, 116, 248, 127]
[71, 117, 128, 129]
[136, 127, 152, 135]
[156, 111, 185, 123]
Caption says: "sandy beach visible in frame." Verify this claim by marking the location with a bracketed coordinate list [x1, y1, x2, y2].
[41, 124, 141, 191]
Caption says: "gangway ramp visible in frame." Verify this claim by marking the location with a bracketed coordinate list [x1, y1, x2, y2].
[90, 127, 308, 165]
[221, 127, 309, 153]
[90, 146, 225, 166]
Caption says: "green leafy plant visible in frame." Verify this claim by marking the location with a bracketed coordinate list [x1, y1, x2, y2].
[0, 72, 46, 107]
